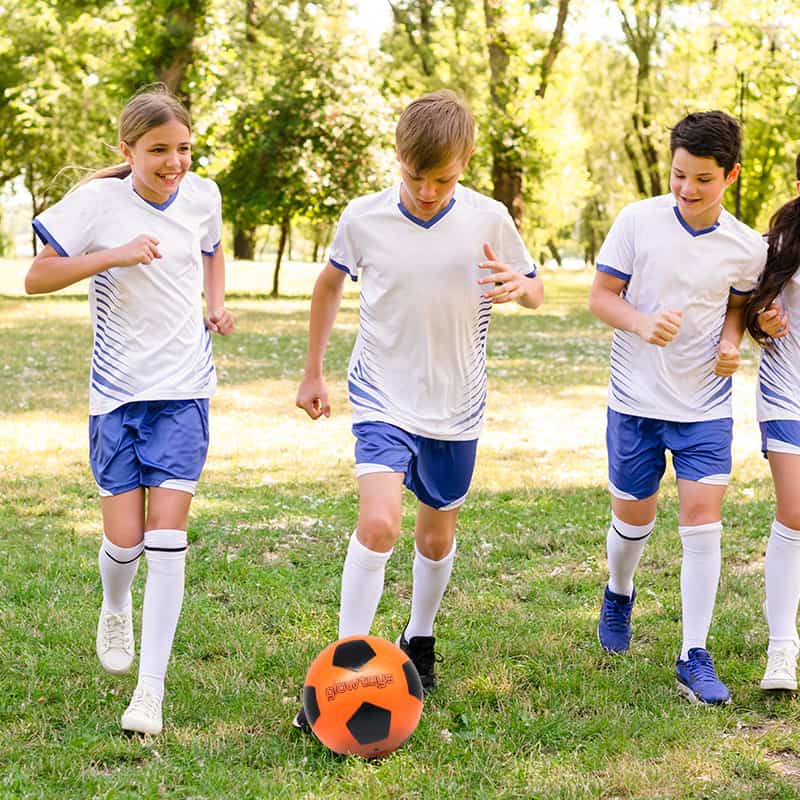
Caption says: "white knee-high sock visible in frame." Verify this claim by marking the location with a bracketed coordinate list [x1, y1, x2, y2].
[138, 529, 187, 699]
[679, 521, 722, 661]
[765, 519, 800, 651]
[338, 530, 393, 639]
[405, 540, 456, 639]
[606, 513, 654, 598]
[99, 535, 144, 613]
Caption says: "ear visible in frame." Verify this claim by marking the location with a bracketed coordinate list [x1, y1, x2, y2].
[725, 162, 741, 186]
[119, 140, 134, 166]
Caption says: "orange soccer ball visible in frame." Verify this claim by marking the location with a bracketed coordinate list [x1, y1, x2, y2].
[302, 635, 424, 758]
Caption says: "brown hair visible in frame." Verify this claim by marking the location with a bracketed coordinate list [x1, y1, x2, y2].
[744, 154, 800, 345]
[395, 89, 474, 173]
[89, 83, 192, 181]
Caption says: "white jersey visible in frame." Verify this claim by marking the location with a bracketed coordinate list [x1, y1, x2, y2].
[597, 193, 766, 422]
[33, 172, 221, 415]
[330, 183, 537, 440]
[757, 266, 800, 422]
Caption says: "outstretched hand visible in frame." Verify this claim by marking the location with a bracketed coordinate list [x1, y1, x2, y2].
[477, 243, 526, 304]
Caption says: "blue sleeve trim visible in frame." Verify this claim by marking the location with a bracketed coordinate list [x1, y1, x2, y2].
[525, 266, 537, 278]
[32, 219, 68, 257]
[330, 256, 358, 282]
[201, 240, 221, 257]
[730, 286, 754, 296]
[597, 263, 631, 281]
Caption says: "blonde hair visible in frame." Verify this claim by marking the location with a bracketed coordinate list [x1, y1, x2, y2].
[89, 84, 192, 181]
[395, 90, 474, 173]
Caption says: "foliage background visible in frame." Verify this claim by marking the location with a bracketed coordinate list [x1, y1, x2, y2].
[1, 0, 798, 280]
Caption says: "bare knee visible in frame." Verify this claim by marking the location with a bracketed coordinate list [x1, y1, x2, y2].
[679, 505, 720, 527]
[415, 529, 454, 560]
[357, 510, 401, 552]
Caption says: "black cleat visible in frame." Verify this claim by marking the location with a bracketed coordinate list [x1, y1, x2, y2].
[397, 630, 440, 695]
[292, 706, 311, 733]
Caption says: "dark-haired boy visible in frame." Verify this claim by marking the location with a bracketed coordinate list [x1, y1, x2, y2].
[589, 110, 767, 704]
[294, 90, 543, 726]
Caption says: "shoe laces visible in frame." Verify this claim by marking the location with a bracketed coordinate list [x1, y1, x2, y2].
[767, 648, 796, 675]
[102, 612, 132, 652]
[129, 688, 161, 718]
[603, 596, 632, 632]
[686, 649, 719, 685]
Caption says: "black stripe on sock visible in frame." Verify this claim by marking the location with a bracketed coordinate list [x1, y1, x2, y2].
[612, 524, 652, 542]
[104, 549, 143, 565]
[144, 545, 187, 553]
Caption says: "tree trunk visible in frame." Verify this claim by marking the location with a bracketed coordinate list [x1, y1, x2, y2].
[27, 166, 39, 256]
[546, 239, 562, 267]
[233, 224, 256, 260]
[272, 218, 290, 298]
[491, 155, 524, 230]
[484, 0, 524, 228]
[536, 0, 571, 98]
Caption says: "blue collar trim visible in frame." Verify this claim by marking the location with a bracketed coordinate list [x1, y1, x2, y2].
[132, 182, 180, 211]
[397, 197, 456, 229]
[672, 205, 720, 237]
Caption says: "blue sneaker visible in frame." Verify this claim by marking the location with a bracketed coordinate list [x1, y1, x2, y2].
[676, 648, 731, 705]
[598, 585, 636, 653]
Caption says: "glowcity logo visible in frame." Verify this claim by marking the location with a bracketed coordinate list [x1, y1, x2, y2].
[325, 672, 395, 701]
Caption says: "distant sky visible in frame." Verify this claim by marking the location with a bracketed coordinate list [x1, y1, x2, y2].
[353, 0, 392, 44]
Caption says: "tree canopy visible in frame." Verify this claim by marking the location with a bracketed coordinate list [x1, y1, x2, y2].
[2, 0, 799, 277]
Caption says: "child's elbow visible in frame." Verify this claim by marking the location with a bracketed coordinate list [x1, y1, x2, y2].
[24, 269, 44, 295]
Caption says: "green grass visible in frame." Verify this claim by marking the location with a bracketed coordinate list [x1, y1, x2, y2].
[1, 258, 800, 799]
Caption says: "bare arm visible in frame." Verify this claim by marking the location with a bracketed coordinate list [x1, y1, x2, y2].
[25, 236, 161, 294]
[588, 269, 682, 346]
[295, 261, 347, 419]
[713, 292, 747, 377]
[203, 244, 234, 335]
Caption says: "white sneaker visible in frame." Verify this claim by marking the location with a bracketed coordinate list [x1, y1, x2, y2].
[761, 644, 799, 691]
[121, 687, 163, 735]
[96, 608, 134, 675]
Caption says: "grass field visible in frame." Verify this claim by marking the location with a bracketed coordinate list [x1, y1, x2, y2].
[1, 257, 799, 799]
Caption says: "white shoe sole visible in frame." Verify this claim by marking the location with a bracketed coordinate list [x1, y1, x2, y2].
[121, 711, 162, 735]
[676, 680, 731, 705]
[760, 676, 797, 691]
[97, 648, 133, 676]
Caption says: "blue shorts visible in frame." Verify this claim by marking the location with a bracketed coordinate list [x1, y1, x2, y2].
[89, 399, 210, 497]
[760, 420, 800, 456]
[606, 409, 732, 501]
[353, 421, 478, 511]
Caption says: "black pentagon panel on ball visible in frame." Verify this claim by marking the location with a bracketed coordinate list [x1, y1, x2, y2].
[332, 638, 377, 671]
[303, 685, 321, 725]
[346, 701, 392, 745]
[402, 659, 423, 701]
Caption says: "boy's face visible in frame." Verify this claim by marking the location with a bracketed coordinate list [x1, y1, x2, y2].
[398, 155, 467, 221]
[669, 147, 740, 230]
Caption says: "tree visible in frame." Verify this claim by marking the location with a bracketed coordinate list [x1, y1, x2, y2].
[123, 0, 211, 105]
[218, 3, 392, 295]
[0, 0, 129, 252]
